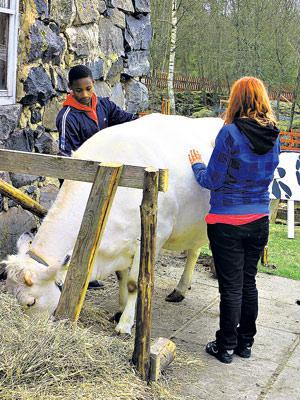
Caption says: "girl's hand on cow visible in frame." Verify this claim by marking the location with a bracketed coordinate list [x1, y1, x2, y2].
[189, 149, 203, 165]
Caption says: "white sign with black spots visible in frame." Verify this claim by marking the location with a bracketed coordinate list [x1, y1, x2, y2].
[270, 152, 300, 201]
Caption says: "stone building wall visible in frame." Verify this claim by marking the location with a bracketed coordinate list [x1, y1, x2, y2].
[0, 0, 151, 260]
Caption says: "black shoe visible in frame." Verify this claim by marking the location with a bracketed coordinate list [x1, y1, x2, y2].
[234, 344, 252, 358]
[206, 340, 233, 364]
[88, 280, 105, 290]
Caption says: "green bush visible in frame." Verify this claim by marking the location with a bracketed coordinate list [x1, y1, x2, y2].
[192, 108, 216, 118]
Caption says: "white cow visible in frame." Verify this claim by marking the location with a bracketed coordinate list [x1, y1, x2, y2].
[4, 114, 224, 334]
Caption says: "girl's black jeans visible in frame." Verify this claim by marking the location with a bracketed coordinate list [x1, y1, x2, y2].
[207, 216, 269, 350]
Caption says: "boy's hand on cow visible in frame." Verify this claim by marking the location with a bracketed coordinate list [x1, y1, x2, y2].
[189, 149, 203, 165]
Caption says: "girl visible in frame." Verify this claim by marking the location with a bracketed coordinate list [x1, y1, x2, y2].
[189, 77, 280, 363]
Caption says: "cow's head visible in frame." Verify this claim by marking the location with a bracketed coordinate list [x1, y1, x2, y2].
[4, 232, 66, 317]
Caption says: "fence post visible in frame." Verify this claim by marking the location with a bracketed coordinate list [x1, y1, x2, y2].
[132, 167, 159, 381]
[55, 163, 123, 322]
[287, 199, 295, 239]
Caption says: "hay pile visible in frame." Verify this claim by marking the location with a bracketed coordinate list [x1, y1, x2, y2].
[0, 261, 201, 400]
[0, 292, 154, 400]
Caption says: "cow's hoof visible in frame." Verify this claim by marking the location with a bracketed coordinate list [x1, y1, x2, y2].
[115, 321, 133, 336]
[110, 311, 123, 323]
[165, 289, 185, 303]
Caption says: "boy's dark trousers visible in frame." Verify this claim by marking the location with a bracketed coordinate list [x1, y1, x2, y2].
[207, 216, 269, 350]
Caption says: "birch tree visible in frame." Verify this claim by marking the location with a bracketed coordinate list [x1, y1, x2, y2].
[167, 0, 178, 114]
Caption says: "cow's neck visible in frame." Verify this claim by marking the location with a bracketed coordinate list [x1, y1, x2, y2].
[31, 181, 91, 267]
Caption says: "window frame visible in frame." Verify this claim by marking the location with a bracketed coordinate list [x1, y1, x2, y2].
[0, 0, 19, 106]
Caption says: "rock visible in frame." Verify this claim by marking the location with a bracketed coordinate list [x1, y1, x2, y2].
[10, 173, 39, 189]
[34, 126, 58, 154]
[124, 79, 148, 113]
[0, 207, 37, 261]
[34, 0, 49, 18]
[94, 81, 112, 98]
[42, 96, 62, 131]
[98, 17, 124, 57]
[65, 24, 99, 58]
[107, 8, 126, 29]
[0, 105, 22, 141]
[56, 71, 68, 92]
[74, 0, 99, 25]
[125, 14, 151, 50]
[111, 0, 134, 12]
[56, 70, 68, 92]
[125, 51, 150, 77]
[107, 57, 124, 83]
[87, 59, 104, 80]
[50, 0, 76, 30]
[30, 108, 42, 124]
[39, 184, 59, 210]
[49, 67, 68, 92]
[21, 67, 56, 106]
[99, 0, 107, 13]
[5, 128, 35, 152]
[29, 21, 65, 64]
[0, 172, 11, 185]
[111, 82, 125, 108]
[134, 0, 150, 12]
[25, 186, 36, 195]
[0, 194, 3, 213]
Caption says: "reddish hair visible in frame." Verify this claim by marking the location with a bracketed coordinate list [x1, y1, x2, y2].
[224, 77, 277, 126]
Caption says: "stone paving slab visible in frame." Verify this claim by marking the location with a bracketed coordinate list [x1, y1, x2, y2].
[256, 273, 300, 305]
[264, 365, 300, 400]
[153, 261, 300, 400]
[206, 296, 300, 334]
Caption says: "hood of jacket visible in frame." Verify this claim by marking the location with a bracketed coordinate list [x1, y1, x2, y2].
[234, 118, 280, 155]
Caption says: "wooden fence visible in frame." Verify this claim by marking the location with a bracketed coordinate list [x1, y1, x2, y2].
[144, 72, 295, 102]
[280, 131, 300, 151]
[0, 149, 169, 381]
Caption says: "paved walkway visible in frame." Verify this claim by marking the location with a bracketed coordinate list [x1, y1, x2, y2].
[152, 254, 300, 400]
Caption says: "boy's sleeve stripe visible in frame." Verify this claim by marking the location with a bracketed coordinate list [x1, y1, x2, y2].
[61, 107, 71, 150]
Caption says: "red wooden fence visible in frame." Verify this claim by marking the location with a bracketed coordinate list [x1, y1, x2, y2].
[144, 73, 295, 102]
[280, 131, 300, 151]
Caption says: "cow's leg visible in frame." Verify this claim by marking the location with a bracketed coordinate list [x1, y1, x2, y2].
[166, 247, 201, 302]
[115, 246, 140, 335]
[112, 269, 129, 323]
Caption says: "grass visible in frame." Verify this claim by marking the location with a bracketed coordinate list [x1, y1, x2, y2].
[200, 223, 300, 281]
[260, 223, 300, 280]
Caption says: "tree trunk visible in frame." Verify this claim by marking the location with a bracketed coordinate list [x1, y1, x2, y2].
[276, 94, 280, 121]
[288, 62, 300, 132]
[167, 0, 177, 115]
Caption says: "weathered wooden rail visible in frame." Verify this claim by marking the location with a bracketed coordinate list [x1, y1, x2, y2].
[0, 148, 169, 381]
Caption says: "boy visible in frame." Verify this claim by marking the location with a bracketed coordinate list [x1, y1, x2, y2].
[56, 64, 138, 157]
[56, 65, 138, 289]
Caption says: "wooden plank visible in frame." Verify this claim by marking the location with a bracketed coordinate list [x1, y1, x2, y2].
[0, 178, 47, 218]
[0, 149, 168, 192]
[149, 337, 176, 382]
[54, 163, 123, 322]
[132, 167, 159, 381]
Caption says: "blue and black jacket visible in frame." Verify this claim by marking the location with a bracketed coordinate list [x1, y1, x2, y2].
[56, 96, 138, 156]
[192, 119, 281, 214]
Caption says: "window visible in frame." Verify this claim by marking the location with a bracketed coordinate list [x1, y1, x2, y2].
[0, 0, 19, 105]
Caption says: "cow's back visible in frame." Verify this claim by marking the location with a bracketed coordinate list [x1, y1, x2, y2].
[75, 114, 224, 253]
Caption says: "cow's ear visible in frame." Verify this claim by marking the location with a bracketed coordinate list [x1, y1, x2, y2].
[17, 232, 34, 254]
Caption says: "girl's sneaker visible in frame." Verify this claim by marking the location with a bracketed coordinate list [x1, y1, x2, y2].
[234, 344, 252, 358]
[205, 340, 233, 364]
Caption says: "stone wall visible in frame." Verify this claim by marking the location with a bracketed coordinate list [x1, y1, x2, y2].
[0, 0, 151, 261]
